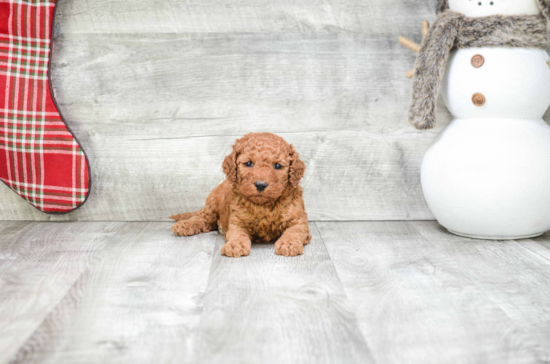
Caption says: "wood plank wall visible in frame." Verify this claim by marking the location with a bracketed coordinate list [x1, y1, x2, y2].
[1, 0, 548, 221]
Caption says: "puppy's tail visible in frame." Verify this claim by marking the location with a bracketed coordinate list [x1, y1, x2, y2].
[169, 211, 198, 222]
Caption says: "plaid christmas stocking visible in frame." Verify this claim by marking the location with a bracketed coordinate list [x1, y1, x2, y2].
[0, 0, 90, 214]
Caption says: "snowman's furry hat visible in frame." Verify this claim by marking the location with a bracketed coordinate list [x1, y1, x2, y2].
[435, 0, 550, 18]
[435, 0, 449, 14]
[538, 0, 550, 17]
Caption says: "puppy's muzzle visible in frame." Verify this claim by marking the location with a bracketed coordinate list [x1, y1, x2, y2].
[254, 181, 268, 192]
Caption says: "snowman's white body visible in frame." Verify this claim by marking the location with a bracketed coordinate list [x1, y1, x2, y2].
[421, 0, 550, 239]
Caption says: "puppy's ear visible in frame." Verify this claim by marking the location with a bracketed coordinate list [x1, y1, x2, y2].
[222, 146, 238, 183]
[289, 145, 306, 188]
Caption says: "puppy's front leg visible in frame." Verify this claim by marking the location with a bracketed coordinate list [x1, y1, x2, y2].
[275, 221, 311, 257]
[221, 223, 252, 258]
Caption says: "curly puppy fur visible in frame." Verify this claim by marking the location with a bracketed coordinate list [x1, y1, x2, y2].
[410, 10, 547, 129]
[170, 133, 311, 258]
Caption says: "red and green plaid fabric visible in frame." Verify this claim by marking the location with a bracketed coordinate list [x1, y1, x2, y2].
[0, 0, 90, 214]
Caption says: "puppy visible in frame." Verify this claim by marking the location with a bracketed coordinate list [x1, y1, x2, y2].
[170, 132, 311, 257]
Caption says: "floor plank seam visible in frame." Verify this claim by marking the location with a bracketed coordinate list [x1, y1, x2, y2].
[7, 269, 88, 363]
[312, 221, 377, 363]
[517, 239, 550, 263]
[184, 233, 221, 362]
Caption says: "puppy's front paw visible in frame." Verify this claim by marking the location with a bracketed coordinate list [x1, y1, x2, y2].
[172, 221, 197, 237]
[221, 239, 251, 258]
[275, 240, 304, 257]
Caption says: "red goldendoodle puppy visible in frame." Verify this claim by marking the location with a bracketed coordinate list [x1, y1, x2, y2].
[170, 132, 311, 257]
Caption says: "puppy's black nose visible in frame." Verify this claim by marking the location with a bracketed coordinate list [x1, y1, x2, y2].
[255, 181, 268, 191]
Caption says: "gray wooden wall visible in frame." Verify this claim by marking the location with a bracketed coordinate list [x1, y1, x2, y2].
[1, 0, 548, 221]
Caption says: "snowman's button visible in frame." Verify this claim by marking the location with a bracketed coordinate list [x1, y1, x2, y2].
[471, 54, 484, 68]
[472, 93, 486, 106]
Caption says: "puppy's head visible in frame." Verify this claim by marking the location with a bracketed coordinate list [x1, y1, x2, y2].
[223, 133, 305, 205]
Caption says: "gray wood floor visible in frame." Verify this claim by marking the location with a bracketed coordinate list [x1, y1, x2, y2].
[1, 221, 550, 364]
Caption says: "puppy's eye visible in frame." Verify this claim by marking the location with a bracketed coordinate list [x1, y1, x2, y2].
[245, 161, 253, 167]
[274, 163, 282, 170]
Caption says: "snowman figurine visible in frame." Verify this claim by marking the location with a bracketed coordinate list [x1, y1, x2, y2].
[400, 0, 550, 239]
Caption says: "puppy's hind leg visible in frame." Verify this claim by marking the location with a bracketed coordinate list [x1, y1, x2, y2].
[172, 204, 219, 237]
[169, 212, 197, 222]
[172, 182, 225, 237]
[172, 213, 214, 237]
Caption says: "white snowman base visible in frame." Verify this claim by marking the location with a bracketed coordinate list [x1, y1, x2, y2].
[446, 230, 544, 240]
[422, 118, 550, 240]
[399, 0, 550, 239]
